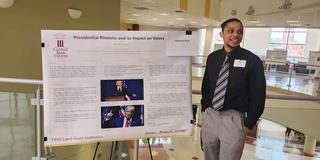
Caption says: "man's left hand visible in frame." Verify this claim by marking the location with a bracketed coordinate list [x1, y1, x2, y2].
[244, 127, 251, 135]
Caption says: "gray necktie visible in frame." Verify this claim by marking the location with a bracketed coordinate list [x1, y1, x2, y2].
[212, 54, 229, 110]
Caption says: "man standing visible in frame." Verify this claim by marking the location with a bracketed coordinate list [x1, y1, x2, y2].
[201, 18, 266, 160]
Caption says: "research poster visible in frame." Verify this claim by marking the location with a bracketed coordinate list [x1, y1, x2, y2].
[41, 30, 195, 146]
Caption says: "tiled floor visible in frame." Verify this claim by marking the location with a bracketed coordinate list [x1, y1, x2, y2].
[129, 119, 320, 160]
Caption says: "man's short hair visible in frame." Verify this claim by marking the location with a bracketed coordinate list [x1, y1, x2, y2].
[221, 18, 243, 31]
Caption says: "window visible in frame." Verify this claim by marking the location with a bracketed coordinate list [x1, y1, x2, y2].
[212, 28, 224, 51]
[269, 28, 307, 57]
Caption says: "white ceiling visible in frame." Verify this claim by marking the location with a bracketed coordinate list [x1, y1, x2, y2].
[121, 0, 320, 29]
[120, 0, 219, 29]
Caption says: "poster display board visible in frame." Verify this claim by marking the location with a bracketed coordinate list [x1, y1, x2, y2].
[266, 49, 287, 61]
[308, 51, 320, 65]
[308, 51, 320, 77]
[41, 30, 194, 146]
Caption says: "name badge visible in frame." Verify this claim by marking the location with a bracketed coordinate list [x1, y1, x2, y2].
[233, 59, 246, 68]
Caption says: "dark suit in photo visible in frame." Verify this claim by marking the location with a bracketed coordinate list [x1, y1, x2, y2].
[114, 116, 142, 128]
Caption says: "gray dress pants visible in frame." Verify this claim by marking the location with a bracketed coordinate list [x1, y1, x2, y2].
[201, 108, 246, 160]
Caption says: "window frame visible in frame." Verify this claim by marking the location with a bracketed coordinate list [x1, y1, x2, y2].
[269, 28, 307, 57]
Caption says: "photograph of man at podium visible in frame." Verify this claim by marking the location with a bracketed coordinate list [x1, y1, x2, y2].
[100, 79, 144, 102]
[101, 105, 144, 129]
[112, 80, 131, 100]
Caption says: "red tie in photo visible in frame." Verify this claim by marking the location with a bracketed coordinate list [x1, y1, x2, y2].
[124, 120, 129, 127]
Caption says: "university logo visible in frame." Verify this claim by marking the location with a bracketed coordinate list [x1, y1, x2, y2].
[57, 40, 64, 47]
[53, 39, 68, 59]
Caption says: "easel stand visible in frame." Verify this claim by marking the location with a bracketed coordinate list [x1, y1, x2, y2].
[111, 139, 153, 160]
[147, 138, 153, 160]
[93, 142, 100, 160]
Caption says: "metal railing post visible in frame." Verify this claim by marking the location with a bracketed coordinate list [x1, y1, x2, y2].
[134, 140, 139, 160]
[287, 63, 293, 90]
[36, 84, 42, 159]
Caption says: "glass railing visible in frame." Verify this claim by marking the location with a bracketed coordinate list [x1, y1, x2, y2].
[264, 60, 320, 96]
[192, 56, 320, 96]
[0, 91, 36, 160]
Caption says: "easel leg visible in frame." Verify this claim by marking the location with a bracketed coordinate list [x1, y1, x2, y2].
[147, 138, 153, 160]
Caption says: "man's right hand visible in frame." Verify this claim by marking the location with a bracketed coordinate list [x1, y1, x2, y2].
[105, 110, 113, 120]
